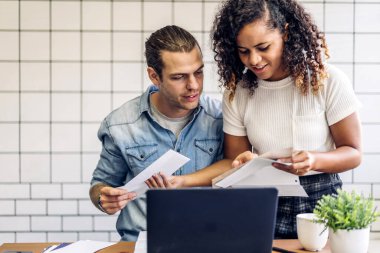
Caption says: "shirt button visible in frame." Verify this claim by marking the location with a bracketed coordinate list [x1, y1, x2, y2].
[140, 154, 144, 159]
[209, 148, 213, 152]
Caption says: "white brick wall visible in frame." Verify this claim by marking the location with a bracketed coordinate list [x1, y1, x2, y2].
[62, 184, 90, 199]
[371, 201, 380, 231]
[0, 233, 16, 245]
[363, 125, 380, 152]
[48, 200, 78, 215]
[0, 184, 29, 199]
[63, 216, 92, 231]
[16, 200, 46, 215]
[342, 184, 372, 197]
[31, 217, 61, 232]
[79, 200, 103, 215]
[16, 232, 46, 243]
[47, 232, 78, 243]
[358, 95, 380, 123]
[78, 232, 109, 241]
[0, 217, 29, 231]
[374, 185, 380, 199]
[31, 184, 61, 199]
[0, 200, 15, 215]
[0, 0, 379, 243]
[354, 155, 380, 183]
[94, 216, 119, 231]
[355, 65, 380, 92]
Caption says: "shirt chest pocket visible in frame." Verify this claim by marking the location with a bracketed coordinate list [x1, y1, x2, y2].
[125, 144, 158, 177]
[194, 139, 222, 169]
[293, 111, 330, 151]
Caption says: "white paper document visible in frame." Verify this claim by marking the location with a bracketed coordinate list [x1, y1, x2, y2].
[213, 157, 308, 197]
[119, 149, 190, 196]
[50, 240, 115, 253]
[260, 147, 321, 176]
[134, 231, 148, 253]
[42, 244, 58, 252]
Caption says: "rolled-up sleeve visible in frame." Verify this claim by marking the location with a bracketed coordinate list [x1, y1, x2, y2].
[91, 119, 129, 188]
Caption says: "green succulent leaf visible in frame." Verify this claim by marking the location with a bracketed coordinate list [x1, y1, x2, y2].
[313, 189, 380, 232]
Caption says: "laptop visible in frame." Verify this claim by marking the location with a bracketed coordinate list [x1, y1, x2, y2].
[147, 187, 278, 253]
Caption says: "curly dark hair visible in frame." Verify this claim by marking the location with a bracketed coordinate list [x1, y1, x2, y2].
[212, 0, 329, 99]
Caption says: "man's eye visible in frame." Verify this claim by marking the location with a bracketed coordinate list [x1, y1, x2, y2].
[195, 70, 203, 76]
[172, 75, 183, 80]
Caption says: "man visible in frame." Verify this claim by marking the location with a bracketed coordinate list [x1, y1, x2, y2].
[89, 25, 224, 241]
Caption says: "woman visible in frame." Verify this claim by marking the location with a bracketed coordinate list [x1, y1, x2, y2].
[212, 0, 361, 238]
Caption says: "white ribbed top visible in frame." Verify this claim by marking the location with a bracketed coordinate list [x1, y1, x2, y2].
[223, 64, 361, 155]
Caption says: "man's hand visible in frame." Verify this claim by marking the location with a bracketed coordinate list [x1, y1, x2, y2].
[231, 151, 258, 168]
[145, 172, 186, 189]
[98, 187, 136, 215]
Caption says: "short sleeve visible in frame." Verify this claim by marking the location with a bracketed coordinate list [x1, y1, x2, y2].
[324, 65, 361, 126]
[222, 89, 248, 136]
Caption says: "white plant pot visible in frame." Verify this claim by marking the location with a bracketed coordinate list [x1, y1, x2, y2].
[329, 227, 370, 253]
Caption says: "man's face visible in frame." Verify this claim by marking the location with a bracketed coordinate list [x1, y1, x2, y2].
[149, 47, 204, 118]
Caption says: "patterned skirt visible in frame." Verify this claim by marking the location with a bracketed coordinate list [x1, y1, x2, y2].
[275, 173, 342, 239]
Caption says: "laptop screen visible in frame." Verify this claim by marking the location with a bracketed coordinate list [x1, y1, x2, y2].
[147, 187, 278, 253]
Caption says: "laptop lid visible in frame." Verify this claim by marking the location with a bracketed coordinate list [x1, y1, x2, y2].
[147, 187, 278, 253]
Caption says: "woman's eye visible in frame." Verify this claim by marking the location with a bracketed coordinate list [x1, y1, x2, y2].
[258, 46, 269, 52]
[238, 50, 249, 55]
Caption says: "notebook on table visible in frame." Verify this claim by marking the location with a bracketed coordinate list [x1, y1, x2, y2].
[147, 187, 278, 253]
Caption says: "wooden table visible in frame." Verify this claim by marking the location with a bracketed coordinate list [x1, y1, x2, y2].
[0, 240, 330, 253]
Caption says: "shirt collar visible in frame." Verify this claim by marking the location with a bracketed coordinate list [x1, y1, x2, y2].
[139, 85, 158, 114]
[139, 85, 203, 116]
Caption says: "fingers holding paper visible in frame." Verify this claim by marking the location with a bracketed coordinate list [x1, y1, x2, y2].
[145, 172, 170, 188]
[145, 172, 185, 189]
[230, 149, 316, 176]
[231, 151, 258, 168]
[100, 187, 136, 215]
[273, 150, 316, 176]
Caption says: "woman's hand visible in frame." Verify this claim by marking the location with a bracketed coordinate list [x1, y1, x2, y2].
[273, 150, 316, 176]
[145, 172, 186, 189]
[231, 151, 258, 168]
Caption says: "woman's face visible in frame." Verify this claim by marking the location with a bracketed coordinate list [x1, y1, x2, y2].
[236, 19, 288, 81]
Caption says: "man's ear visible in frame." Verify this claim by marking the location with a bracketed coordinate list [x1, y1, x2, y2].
[147, 67, 161, 86]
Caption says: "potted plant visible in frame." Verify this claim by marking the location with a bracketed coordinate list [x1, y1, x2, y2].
[313, 189, 379, 253]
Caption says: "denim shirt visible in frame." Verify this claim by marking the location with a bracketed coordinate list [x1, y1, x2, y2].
[91, 85, 223, 241]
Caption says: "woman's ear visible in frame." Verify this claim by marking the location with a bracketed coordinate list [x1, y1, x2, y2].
[147, 67, 160, 86]
[283, 23, 289, 41]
